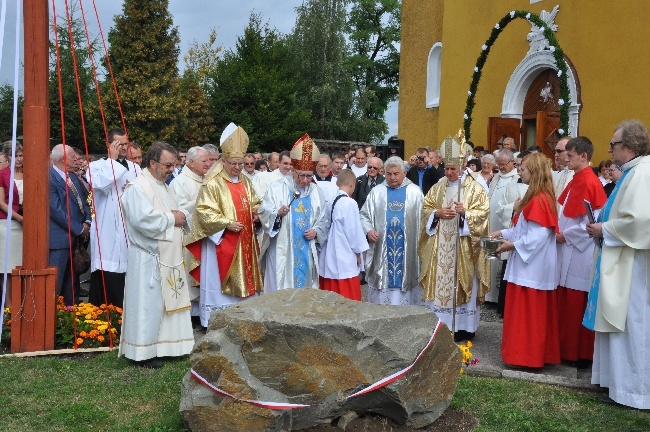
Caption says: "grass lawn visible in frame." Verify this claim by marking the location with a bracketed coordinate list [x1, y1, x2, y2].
[0, 350, 649, 431]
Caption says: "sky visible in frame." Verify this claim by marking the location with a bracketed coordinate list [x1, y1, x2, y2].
[0, 0, 398, 142]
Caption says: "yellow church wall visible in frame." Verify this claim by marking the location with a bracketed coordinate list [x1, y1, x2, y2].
[399, 0, 650, 163]
[398, 0, 444, 157]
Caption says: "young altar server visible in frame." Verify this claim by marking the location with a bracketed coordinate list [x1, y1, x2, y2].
[556, 137, 607, 367]
[318, 169, 369, 300]
[491, 152, 561, 368]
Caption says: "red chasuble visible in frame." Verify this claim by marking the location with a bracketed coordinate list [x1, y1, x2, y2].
[558, 167, 607, 217]
[187, 182, 257, 296]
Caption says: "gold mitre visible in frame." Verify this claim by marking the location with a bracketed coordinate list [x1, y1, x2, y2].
[220, 122, 249, 159]
[290, 133, 320, 171]
[440, 129, 469, 166]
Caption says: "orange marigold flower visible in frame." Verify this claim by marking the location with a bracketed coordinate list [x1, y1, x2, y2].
[79, 331, 87, 337]
[97, 336, 105, 342]
[76, 338, 83, 345]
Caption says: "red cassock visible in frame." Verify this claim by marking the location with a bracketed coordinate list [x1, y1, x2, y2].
[502, 193, 561, 368]
[319, 276, 362, 301]
[556, 167, 607, 362]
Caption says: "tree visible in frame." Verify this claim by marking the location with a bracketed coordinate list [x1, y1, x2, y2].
[178, 70, 216, 146]
[183, 28, 222, 92]
[0, 84, 23, 141]
[345, 0, 400, 130]
[104, 0, 184, 149]
[50, 8, 104, 153]
[207, 14, 316, 152]
[288, 0, 387, 142]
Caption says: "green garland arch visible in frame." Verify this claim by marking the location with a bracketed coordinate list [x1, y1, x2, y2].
[463, 10, 570, 140]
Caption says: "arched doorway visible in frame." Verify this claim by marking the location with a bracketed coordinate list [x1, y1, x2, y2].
[487, 50, 582, 156]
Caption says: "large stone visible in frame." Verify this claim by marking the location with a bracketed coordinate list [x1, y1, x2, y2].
[180, 289, 461, 431]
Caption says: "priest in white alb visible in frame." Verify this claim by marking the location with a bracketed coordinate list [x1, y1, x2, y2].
[360, 156, 423, 305]
[419, 133, 490, 341]
[185, 124, 263, 327]
[585, 120, 650, 409]
[258, 135, 328, 292]
[170, 146, 211, 319]
[87, 128, 142, 307]
[485, 148, 518, 303]
[119, 142, 193, 369]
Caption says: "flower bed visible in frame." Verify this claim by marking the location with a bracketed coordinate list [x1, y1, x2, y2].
[1, 297, 122, 349]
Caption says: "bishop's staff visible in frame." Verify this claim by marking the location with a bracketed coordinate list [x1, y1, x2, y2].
[449, 129, 471, 335]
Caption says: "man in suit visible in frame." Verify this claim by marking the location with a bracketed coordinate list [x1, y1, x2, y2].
[353, 157, 384, 209]
[49, 144, 92, 306]
[407, 147, 442, 195]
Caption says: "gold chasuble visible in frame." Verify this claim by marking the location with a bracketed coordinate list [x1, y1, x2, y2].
[185, 169, 263, 297]
[419, 176, 490, 306]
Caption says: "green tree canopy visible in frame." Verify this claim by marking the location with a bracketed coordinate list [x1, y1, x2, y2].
[0, 84, 23, 142]
[49, 8, 104, 153]
[207, 14, 316, 152]
[104, 0, 183, 149]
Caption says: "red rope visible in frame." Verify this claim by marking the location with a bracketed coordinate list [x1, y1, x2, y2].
[91, 0, 132, 153]
[72, 0, 130, 348]
[51, 0, 78, 348]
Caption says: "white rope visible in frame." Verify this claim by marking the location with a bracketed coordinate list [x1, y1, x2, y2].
[1, 0, 22, 334]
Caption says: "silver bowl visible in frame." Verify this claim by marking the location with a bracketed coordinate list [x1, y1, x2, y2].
[480, 236, 504, 260]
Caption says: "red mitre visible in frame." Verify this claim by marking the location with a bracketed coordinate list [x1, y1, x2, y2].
[290, 133, 320, 171]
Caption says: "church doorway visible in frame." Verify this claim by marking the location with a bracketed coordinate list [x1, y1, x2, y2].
[487, 50, 582, 162]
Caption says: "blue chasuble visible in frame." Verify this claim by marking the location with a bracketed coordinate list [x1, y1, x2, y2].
[582, 168, 631, 330]
[386, 186, 407, 288]
[291, 192, 312, 288]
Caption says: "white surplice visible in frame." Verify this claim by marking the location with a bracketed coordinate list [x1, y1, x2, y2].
[502, 214, 557, 291]
[486, 168, 519, 302]
[318, 190, 368, 280]
[351, 164, 367, 178]
[315, 180, 338, 204]
[118, 172, 193, 361]
[87, 158, 141, 273]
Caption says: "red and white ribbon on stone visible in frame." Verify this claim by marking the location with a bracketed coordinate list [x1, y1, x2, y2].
[190, 319, 444, 410]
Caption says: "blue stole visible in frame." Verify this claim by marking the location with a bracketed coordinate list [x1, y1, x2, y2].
[290, 191, 312, 288]
[386, 186, 407, 288]
[582, 168, 631, 330]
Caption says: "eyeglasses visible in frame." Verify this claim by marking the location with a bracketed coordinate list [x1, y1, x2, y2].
[610, 141, 623, 149]
[244, 162, 255, 166]
[367, 166, 380, 170]
[553, 149, 565, 154]
[296, 173, 312, 179]
[153, 160, 175, 169]
[224, 159, 244, 167]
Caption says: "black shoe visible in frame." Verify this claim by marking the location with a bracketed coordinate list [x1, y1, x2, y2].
[137, 358, 163, 369]
[596, 395, 619, 406]
[576, 359, 592, 369]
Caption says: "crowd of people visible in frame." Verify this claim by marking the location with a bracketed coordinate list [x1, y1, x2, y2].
[1, 119, 648, 410]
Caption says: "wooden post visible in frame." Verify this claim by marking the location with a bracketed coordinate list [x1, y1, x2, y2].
[12, 0, 57, 353]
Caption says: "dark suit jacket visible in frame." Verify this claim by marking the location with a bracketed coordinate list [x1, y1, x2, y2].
[49, 167, 92, 250]
[353, 173, 385, 209]
[406, 167, 442, 196]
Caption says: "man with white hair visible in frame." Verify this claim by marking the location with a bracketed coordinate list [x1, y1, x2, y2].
[485, 148, 519, 303]
[258, 135, 328, 292]
[202, 143, 220, 168]
[86, 128, 141, 307]
[50, 144, 92, 306]
[501, 137, 515, 150]
[360, 156, 423, 305]
[314, 154, 338, 203]
[242, 153, 258, 180]
[170, 146, 211, 319]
